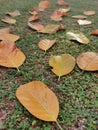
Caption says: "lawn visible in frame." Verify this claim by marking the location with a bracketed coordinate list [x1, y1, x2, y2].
[0, 0, 98, 130]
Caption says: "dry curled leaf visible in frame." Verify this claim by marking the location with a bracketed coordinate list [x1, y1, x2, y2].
[50, 10, 63, 21]
[83, 10, 95, 16]
[66, 32, 89, 44]
[40, 24, 65, 34]
[1, 16, 16, 24]
[0, 41, 25, 69]
[77, 19, 92, 25]
[28, 22, 44, 31]
[90, 29, 98, 36]
[29, 11, 38, 15]
[58, 7, 71, 13]
[57, 0, 69, 6]
[72, 15, 87, 19]
[16, 81, 59, 121]
[77, 52, 98, 71]
[38, 39, 57, 51]
[49, 54, 75, 79]
[28, 15, 39, 22]
[6, 10, 21, 17]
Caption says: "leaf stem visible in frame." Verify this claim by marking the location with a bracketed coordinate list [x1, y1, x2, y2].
[56, 120, 63, 130]
[58, 76, 60, 81]
[17, 67, 20, 72]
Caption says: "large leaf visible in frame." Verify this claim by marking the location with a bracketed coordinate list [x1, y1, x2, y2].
[57, 0, 69, 6]
[77, 19, 92, 25]
[49, 54, 75, 79]
[1, 17, 16, 24]
[90, 29, 98, 36]
[6, 10, 21, 17]
[38, 39, 56, 51]
[0, 41, 25, 69]
[16, 81, 59, 121]
[66, 32, 89, 44]
[77, 52, 98, 71]
[83, 10, 95, 16]
[0, 27, 10, 34]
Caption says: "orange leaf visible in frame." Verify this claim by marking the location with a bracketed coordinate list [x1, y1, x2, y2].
[0, 41, 25, 69]
[1, 17, 16, 24]
[77, 52, 98, 71]
[28, 15, 39, 22]
[57, 0, 69, 6]
[28, 22, 44, 31]
[50, 10, 63, 21]
[6, 10, 21, 17]
[16, 81, 59, 121]
[90, 29, 98, 36]
[38, 39, 57, 51]
[0, 27, 10, 34]
[39, 0, 50, 10]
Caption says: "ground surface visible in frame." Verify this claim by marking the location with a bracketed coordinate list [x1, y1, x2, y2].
[0, 0, 98, 130]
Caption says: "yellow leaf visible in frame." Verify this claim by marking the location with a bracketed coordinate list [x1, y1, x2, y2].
[77, 19, 92, 25]
[1, 16, 16, 24]
[16, 81, 59, 121]
[38, 39, 57, 51]
[66, 32, 89, 44]
[49, 54, 75, 79]
[0, 41, 25, 69]
[77, 52, 98, 71]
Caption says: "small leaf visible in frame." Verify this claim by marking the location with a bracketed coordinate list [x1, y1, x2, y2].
[0, 41, 25, 69]
[38, 39, 57, 51]
[50, 10, 63, 21]
[57, 0, 69, 6]
[29, 11, 38, 15]
[77, 19, 92, 25]
[1, 17, 16, 24]
[58, 8, 71, 13]
[28, 22, 44, 31]
[38, 0, 50, 11]
[6, 10, 21, 17]
[77, 52, 98, 71]
[66, 32, 89, 44]
[16, 81, 59, 121]
[49, 54, 75, 79]
[90, 29, 98, 36]
[83, 10, 95, 16]
[28, 15, 39, 22]
[72, 15, 87, 19]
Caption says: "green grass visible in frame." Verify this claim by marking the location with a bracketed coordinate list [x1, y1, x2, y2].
[0, 0, 98, 130]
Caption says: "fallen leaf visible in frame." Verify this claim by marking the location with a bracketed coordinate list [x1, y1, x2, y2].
[83, 10, 95, 16]
[77, 52, 98, 71]
[28, 22, 44, 31]
[0, 33, 20, 42]
[1, 16, 16, 24]
[57, 0, 69, 6]
[66, 32, 89, 44]
[49, 54, 75, 80]
[29, 11, 38, 15]
[38, 39, 57, 51]
[16, 81, 59, 121]
[77, 19, 92, 25]
[0, 41, 25, 69]
[40, 24, 65, 34]
[72, 15, 87, 19]
[38, 0, 50, 11]
[90, 29, 98, 36]
[50, 10, 63, 21]
[58, 7, 71, 13]
[6, 10, 21, 17]
[28, 15, 39, 22]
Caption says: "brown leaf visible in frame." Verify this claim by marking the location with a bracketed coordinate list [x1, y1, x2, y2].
[28, 15, 39, 22]
[83, 10, 95, 16]
[58, 8, 71, 13]
[6, 10, 21, 17]
[0, 27, 10, 34]
[38, 39, 57, 51]
[29, 11, 38, 15]
[28, 22, 44, 31]
[16, 81, 59, 121]
[0, 41, 25, 69]
[1, 16, 16, 24]
[49, 54, 75, 80]
[77, 52, 98, 71]
[38, 0, 50, 11]
[90, 29, 98, 36]
[57, 0, 69, 6]
[72, 15, 87, 19]
[50, 10, 63, 21]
